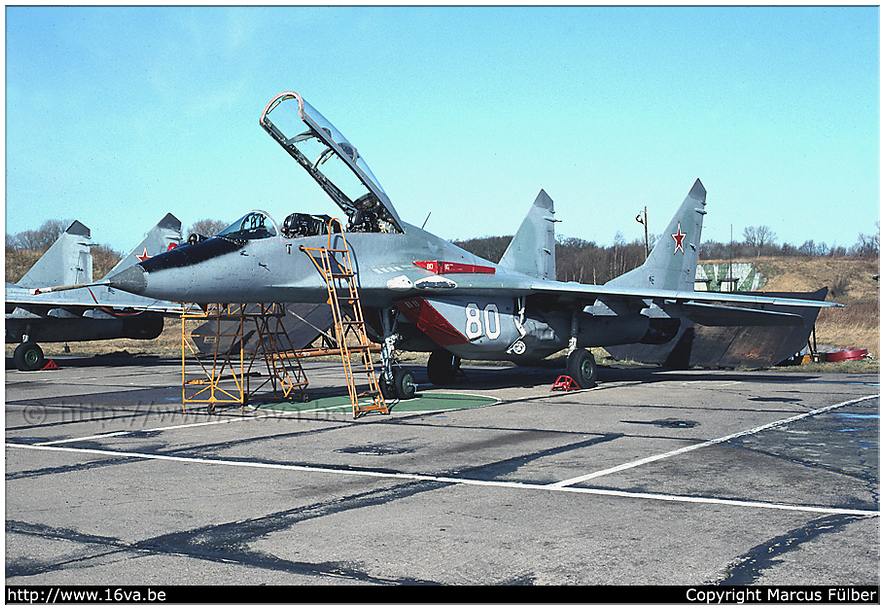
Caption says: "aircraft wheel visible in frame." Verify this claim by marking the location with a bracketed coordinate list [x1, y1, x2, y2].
[380, 373, 398, 400]
[393, 369, 417, 400]
[14, 341, 45, 372]
[427, 350, 459, 386]
[567, 349, 597, 389]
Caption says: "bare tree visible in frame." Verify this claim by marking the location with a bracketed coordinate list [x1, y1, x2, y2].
[742, 225, 778, 256]
[188, 219, 229, 238]
[92, 244, 124, 279]
[852, 222, 880, 258]
[8, 219, 73, 252]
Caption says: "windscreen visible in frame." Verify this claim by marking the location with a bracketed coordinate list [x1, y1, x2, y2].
[217, 211, 277, 241]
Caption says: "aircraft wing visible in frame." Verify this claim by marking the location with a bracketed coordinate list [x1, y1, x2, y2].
[526, 279, 836, 327]
[7, 282, 183, 313]
[529, 280, 834, 307]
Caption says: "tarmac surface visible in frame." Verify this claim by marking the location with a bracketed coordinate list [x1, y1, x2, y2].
[5, 355, 880, 590]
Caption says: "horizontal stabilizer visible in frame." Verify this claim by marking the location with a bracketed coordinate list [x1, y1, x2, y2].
[681, 301, 805, 327]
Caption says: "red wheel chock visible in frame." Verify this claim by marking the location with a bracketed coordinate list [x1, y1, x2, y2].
[41, 359, 59, 371]
[551, 375, 579, 391]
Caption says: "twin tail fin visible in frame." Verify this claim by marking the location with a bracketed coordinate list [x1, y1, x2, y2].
[606, 179, 706, 292]
[498, 189, 557, 280]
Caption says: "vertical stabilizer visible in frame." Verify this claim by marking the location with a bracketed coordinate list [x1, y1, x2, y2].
[606, 179, 706, 292]
[499, 189, 557, 280]
[17, 221, 92, 288]
[102, 214, 182, 280]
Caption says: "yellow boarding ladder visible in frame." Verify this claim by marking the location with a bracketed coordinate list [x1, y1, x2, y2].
[301, 223, 388, 418]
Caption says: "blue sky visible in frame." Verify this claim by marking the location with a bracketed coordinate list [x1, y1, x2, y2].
[5, 5, 880, 254]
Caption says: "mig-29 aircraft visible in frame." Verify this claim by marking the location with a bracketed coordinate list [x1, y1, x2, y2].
[7, 214, 182, 370]
[95, 91, 837, 398]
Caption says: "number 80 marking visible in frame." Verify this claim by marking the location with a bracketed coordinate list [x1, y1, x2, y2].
[465, 303, 500, 340]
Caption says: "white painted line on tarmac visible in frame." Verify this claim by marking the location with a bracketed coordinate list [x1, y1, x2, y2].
[5, 441, 878, 517]
[548, 394, 880, 489]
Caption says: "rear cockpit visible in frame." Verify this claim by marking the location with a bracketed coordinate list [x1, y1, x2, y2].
[280, 213, 339, 238]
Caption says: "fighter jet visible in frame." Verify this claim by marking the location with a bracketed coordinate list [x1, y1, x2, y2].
[99, 91, 838, 397]
[6, 214, 182, 370]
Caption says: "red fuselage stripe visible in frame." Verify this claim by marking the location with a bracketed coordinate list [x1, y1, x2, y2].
[395, 298, 468, 346]
[413, 261, 495, 274]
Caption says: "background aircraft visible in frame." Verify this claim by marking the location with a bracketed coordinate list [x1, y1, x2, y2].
[100, 91, 838, 397]
[6, 214, 182, 370]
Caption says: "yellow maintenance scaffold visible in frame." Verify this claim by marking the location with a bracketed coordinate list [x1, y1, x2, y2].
[181, 302, 308, 413]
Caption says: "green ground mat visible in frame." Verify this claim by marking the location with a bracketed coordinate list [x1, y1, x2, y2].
[254, 391, 497, 415]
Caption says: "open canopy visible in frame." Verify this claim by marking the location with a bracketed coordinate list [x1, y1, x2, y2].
[260, 91, 404, 233]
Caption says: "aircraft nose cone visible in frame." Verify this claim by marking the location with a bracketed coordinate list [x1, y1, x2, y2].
[108, 264, 147, 295]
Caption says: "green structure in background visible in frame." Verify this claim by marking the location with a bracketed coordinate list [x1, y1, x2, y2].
[695, 262, 763, 292]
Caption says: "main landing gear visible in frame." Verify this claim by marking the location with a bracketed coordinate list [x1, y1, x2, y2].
[423, 347, 595, 389]
[13, 341, 46, 372]
[427, 349, 461, 386]
[566, 348, 597, 389]
[564, 308, 597, 389]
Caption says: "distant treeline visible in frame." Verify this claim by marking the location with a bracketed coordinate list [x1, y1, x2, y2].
[453, 224, 880, 286]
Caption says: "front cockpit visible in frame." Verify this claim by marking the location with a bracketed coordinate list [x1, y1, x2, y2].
[217, 211, 278, 241]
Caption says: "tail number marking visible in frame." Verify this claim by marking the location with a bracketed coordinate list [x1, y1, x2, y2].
[466, 303, 500, 340]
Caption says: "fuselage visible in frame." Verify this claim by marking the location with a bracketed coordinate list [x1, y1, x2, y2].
[106, 215, 675, 362]
[109, 220, 534, 309]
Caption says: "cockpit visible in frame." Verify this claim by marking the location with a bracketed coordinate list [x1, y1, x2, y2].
[280, 213, 340, 238]
[192, 93, 406, 247]
[203, 209, 379, 245]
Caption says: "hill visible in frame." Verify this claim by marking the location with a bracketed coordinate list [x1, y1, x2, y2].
[705, 257, 879, 358]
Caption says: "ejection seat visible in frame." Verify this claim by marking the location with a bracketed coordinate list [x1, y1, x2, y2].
[281, 213, 338, 238]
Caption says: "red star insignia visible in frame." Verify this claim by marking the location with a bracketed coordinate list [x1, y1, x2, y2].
[672, 222, 687, 254]
[135, 247, 150, 262]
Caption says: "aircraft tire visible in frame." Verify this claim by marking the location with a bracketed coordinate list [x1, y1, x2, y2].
[567, 349, 597, 389]
[380, 377, 396, 400]
[427, 350, 459, 386]
[393, 369, 417, 400]
[14, 341, 45, 372]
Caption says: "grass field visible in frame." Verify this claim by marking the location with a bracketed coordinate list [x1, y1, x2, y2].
[722, 257, 879, 358]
